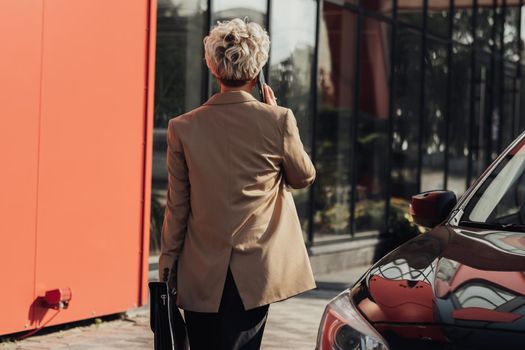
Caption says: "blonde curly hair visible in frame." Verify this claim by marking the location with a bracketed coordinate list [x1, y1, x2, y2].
[203, 18, 270, 85]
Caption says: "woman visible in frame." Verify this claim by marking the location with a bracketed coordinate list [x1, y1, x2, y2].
[158, 18, 316, 350]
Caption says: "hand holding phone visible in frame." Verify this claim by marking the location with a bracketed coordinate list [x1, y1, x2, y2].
[258, 70, 277, 106]
[257, 70, 267, 102]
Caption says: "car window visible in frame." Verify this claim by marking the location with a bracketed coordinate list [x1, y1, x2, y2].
[486, 171, 525, 222]
[463, 139, 525, 225]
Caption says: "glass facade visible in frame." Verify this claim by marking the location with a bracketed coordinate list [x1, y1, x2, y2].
[315, 3, 356, 239]
[268, 0, 318, 238]
[151, 0, 209, 254]
[150, 0, 525, 254]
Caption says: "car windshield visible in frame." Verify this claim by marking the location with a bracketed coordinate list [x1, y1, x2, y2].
[462, 138, 525, 227]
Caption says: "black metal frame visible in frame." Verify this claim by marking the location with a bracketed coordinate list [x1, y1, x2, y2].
[486, 0, 496, 166]
[417, 0, 428, 194]
[201, 0, 212, 103]
[307, 0, 322, 246]
[349, 2, 364, 236]
[384, 0, 398, 233]
[498, 0, 506, 151]
[512, 6, 521, 139]
[443, 0, 455, 190]
[467, 0, 478, 188]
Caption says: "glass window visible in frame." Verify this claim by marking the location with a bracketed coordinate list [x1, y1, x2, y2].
[211, 0, 267, 24]
[363, 0, 394, 17]
[427, 0, 450, 38]
[398, 0, 423, 28]
[421, 39, 448, 192]
[476, 3, 495, 53]
[491, 54, 503, 156]
[391, 28, 422, 199]
[448, 43, 472, 195]
[155, 0, 208, 125]
[521, 5, 525, 65]
[470, 53, 493, 183]
[152, 0, 209, 254]
[494, 3, 504, 51]
[520, 73, 525, 132]
[503, 5, 520, 62]
[208, 0, 268, 96]
[269, 0, 317, 238]
[269, 0, 316, 153]
[314, 2, 357, 239]
[453, 1, 474, 45]
[463, 139, 525, 225]
[501, 66, 518, 149]
[354, 16, 390, 233]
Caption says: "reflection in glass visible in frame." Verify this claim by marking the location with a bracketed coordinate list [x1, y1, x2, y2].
[269, 0, 317, 238]
[521, 6, 525, 65]
[314, 2, 357, 237]
[421, 40, 448, 192]
[490, 56, 502, 159]
[470, 55, 493, 182]
[504, 5, 520, 62]
[427, 0, 450, 38]
[155, 0, 208, 126]
[453, 3, 473, 45]
[152, 0, 209, 254]
[397, 0, 423, 27]
[211, 0, 266, 24]
[501, 70, 517, 149]
[362, 0, 393, 16]
[476, 4, 495, 53]
[354, 17, 390, 232]
[391, 28, 421, 199]
[494, 4, 503, 51]
[208, 0, 268, 96]
[464, 139, 525, 224]
[521, 80, 525, 133]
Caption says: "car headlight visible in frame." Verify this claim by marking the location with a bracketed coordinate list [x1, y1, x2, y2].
[316, 290, 389, 350]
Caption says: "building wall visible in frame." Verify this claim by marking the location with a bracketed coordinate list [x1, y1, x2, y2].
[151, 0, 525, 253]
[0, 0, 156, 336]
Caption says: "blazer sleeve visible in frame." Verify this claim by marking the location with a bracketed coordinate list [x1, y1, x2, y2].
[158, 119, 190, 282]
[282, 108, 316, 189]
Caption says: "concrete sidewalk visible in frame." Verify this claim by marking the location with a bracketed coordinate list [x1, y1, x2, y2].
[0, 265, 370, 350]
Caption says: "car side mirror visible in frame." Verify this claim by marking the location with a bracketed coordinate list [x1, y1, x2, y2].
[409, 190, 457, 228]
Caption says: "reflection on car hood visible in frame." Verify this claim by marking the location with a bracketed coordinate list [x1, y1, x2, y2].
[352, 225, 525, 348]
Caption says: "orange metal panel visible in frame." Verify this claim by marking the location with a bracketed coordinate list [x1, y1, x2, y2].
[32, 0, 153, 329]
[0, 0, 43, 335]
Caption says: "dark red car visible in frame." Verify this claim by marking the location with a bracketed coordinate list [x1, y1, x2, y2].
[316, 135, 525, 349]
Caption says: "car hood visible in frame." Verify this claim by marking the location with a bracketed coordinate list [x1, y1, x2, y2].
[352, 225, 525, 346]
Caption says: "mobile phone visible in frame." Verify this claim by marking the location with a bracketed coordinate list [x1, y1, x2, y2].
[257, 70, 266, 103]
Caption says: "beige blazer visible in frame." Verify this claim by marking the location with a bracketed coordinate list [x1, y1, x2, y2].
[158, 90, 316, 312]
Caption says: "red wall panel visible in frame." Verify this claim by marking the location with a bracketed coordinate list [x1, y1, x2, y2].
[0, 0, 43, 335]
[33, 0, 152, 328]
[0, 0, 155, 335]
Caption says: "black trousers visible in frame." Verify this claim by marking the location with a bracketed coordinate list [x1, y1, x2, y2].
[184, 268, 270, 350]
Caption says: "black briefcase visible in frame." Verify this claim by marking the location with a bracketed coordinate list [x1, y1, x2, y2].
[149, 280, 189, 350]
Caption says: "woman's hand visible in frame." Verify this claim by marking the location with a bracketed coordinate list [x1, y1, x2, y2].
[264, 84, 278, 106]
[168, 272, 177, 295]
